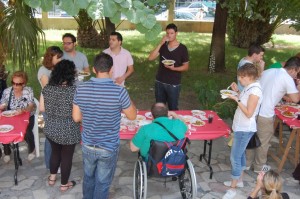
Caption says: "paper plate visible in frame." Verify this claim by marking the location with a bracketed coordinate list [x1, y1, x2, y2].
[78, 71, 90, 77]
[182, 115, 194, 123]
[191, 110, 206, 116]
[191, 120, 205, 127]
[162, 60, 175, 65]
[139, 120, 152, 126]
[136, 115, 146, 121]
[2, 110, 17, 117]
[0, 125, 14, 133]
[281, 111, 296, 118]
[145, 112, 153, 119]
[220, 90, 238, 96]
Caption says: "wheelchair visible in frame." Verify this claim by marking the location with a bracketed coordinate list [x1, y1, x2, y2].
[133, 138, 197, 199]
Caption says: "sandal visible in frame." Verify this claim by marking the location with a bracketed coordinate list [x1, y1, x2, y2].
[60, 180, 76, 192]
[48, 175, 56, 186]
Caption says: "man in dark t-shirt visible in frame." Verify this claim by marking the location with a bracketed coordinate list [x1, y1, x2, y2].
[148, 23, 189, 110]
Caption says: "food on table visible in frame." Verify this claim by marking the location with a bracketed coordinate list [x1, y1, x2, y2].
[182, 115, 194, 123]
[191, 120, 205, 126]
[191, 110, 206, 116]
[0, 125, 14, 133]
[136, 115, 146, 121]
[120, 125, 127, 131]
[282, 111, 295, 118]
[145, 112, 153, 119]
[1, 110, 17, 117]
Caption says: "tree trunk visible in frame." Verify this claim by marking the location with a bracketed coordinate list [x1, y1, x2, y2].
[208, 0, 228, 73]
[100, 17, 115, 49]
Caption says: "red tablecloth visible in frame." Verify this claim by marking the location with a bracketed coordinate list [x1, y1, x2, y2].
[275, 106, 300, 129]
[120, 110, 230, 140]
[0, 112, 30, 144]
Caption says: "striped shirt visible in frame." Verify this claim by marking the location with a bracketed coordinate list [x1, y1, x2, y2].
[73, 77, 131, 151]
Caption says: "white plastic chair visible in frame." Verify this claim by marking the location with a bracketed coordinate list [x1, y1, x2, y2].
[33, 98, 40, 157]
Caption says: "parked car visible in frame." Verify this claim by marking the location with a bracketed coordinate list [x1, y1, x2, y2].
[176, 2, 209, 16]
[156, 10, 196, 20]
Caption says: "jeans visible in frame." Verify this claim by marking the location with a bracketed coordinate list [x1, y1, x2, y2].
[155, 80, 181, 110]
[42, 112, 51, 170]
[230, 131, 255, 179]
[82, 145, 119, 199]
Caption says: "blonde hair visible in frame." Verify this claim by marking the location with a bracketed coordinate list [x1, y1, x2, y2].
[262, 170, 283, 199]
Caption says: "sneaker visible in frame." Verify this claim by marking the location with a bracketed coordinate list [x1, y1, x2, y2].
[3, 155, 10, 163]
[254, 165, 271, 173]
[28, 152, 36, 161]
[223, 189, 237, 199]
[223, 181, 244, 188]
[244, 166, 251, 170]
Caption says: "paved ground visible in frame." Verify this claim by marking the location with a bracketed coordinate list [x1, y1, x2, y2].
[0, 119, 300, 199]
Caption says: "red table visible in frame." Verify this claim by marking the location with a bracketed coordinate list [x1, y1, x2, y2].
[270, 106, 300, 172]
[0, 112, 30, 185]
[120, 110, 230, 178]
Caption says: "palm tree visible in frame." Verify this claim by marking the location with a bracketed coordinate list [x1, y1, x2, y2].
[0, 0, 44, 71]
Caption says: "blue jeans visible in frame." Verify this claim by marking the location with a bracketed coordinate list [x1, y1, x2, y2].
[82, 145, 119, 199]
[155, 80, 181, 110]
[230, 131, 255, 179]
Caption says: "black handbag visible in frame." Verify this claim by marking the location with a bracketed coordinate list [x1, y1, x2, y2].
[246, 133, 261, 149]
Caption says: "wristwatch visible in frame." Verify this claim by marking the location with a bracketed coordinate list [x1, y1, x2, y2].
[237, 100, 241, 103]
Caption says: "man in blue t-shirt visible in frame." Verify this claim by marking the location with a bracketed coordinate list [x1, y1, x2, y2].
[73, 53, 136, 199]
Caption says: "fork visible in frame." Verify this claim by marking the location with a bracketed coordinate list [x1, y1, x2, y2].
[226, 84, 232, 90]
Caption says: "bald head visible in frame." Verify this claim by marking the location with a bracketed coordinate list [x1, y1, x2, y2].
[151, 103, 168, 119]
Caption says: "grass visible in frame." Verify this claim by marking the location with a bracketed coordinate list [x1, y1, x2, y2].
[3, 30, 300, 110]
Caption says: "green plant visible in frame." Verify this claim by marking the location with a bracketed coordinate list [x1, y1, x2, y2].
[195, 79, 220, 110]
[213, 99, 237, 119]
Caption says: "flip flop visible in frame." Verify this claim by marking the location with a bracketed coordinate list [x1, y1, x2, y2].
[48, 176, 56, 186]
[60, 180, 76, 192]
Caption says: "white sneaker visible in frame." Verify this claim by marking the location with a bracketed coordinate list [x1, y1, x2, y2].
[28, 152, 36, 161]
[223, 189, 237, 199]
[3, 155, 10, 163]
[254, 165, 271, 173]
[223, 181, 244, 188]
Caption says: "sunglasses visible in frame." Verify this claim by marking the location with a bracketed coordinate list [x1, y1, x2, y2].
[62, 42, 74, 45]
[12, 81, 24, 86]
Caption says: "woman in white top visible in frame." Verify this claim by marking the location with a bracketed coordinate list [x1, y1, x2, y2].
[223, 63, 263, 199]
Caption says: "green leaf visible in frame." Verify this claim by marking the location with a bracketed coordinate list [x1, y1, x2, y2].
[110, 12, 121, 24]
[133, 0, 145, 10]
[136, 23, 149, 34]
[40, 0, 54, 12]
[76, 0, 90, 9]
[87, 1, 104, 20]
[147, 0, 160, 7]
[60, 0, 80, 16]
[114, 0, 124, 3]
[140, 14, 156, 29]
[126, 9, 140, 24]
[120, 0, 131, 8]
[103, 0, 118, 17]
[145, 22, 161, 41]
[24, 0, 41, 8]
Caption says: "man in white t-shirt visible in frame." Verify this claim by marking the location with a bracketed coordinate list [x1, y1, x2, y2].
[247, 56, 300, 172]
[103, 32, 134, 86]
[237, 44, 265, 91]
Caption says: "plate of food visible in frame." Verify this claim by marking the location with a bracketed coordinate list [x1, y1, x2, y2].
[282, 111, 296, 118]
[182, 115, 194, 123]
[191, 120, 205, 127]
[136, 115, 146, 121]
[78, 71, 91, 77]
[0, 125, 14, 133]
[191, 110, 206, 116]
[162, 60, 175, 65]
[139, 120, 152, 126]
[145, 112, 153, 119]
[1, 110, 18, 117]
[120, 125, 127, 131]
[220, 90, 238, 99]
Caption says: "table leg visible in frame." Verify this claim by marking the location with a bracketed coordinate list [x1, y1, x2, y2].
[278, 129, 297, 172]
[12, 143, 21, 185]
[199, 140, 213, 179]
[295, 130, 300, 166]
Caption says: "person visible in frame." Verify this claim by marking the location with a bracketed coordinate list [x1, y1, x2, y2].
[103, 31, 134, 86]
[196, 8, 204, 20]
[37, 46, 63, 170]
[246, 56, 300, 173]
[222, 63, 263, 199]
[237, 44, 265, 91]
[130, 102, 187, 160]
[148, 23, 189, 111]
[39, 60, 80, 192]
[266, 52, 300, 70]
[0, 71, 36, 163]
[62, 33, 90, 73]
[248, 170, 289, 199]
[72, 52, 137, 199]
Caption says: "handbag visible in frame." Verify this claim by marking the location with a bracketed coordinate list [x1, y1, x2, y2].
[246, 133, 261, 149]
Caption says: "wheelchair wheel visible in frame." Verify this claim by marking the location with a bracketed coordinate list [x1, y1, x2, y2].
[133, 159, 147, 199]
[178, 159, 197, 199]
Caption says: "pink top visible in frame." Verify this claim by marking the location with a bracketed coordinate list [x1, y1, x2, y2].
[0, 112, 30, 144]
[103, 47, 133, 86]
[120, 110, 230, 140]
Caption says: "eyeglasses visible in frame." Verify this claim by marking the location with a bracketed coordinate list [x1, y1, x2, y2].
[62, 42, 74, 45]
[12, 81, 24, 86]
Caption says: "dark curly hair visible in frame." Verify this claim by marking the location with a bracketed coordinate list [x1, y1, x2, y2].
[42, 46, 63, 70]
[48, 60, 76, 86]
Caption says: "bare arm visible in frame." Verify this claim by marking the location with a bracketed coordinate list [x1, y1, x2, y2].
[83, 67, 90, 73]
[129, 141, 139, 152]
[148, 36, 168, 61]
[72, 104, 82, 122]
[166, 62, 189, 72]
[122, 99, 137, 120]
[40, 75, 49, 88]
[287, 91, 300, 103]
[39, 95, 45, 112]
[115, 65, 134, 85]
[228, 94, 260, 118]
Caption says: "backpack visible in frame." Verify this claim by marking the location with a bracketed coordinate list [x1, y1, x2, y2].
[156, 138, 186, 176]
